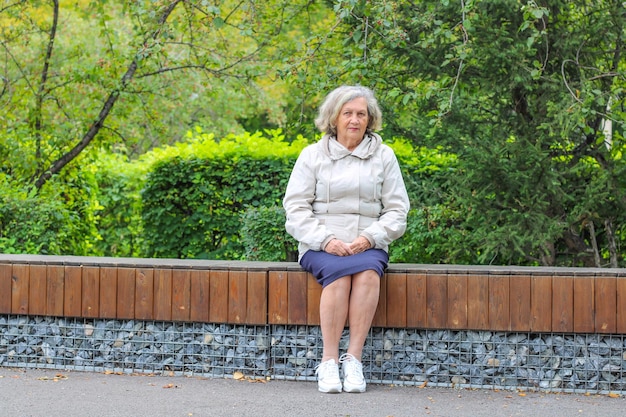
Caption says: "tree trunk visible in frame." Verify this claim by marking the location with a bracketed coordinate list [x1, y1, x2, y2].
[605, 218, 618, 268]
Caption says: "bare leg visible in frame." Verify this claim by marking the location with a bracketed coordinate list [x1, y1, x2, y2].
[319, 276, 351, 362]
[345, 270, 380, 361]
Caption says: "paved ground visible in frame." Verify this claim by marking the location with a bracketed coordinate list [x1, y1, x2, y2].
[1, 367, 624, 417]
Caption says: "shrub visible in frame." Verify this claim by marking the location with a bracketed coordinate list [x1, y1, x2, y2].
[0, 170, 100, 255]
[92, 150, 146, 257]
[141, 130, 306, 259]
[240, 206, 298, 261]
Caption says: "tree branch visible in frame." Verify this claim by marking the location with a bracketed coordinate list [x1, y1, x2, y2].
[34, 0, 59, 162]
[34, 0, 184, 190]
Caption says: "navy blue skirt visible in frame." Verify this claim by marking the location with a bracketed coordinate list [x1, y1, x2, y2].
[300, 249, 389, 288]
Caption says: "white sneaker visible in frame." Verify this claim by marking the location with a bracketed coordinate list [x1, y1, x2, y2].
[340, 353, 366, 393]
[315, 359, 342, 393]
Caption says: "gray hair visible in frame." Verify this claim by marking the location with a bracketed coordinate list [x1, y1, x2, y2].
[314, 85, 383, 135]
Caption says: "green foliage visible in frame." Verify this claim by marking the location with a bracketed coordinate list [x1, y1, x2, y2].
[389, 207, 477, 265]
[322, 0, 626, 267]
[240, 206, 298, 262]
[141, 130, 306, 259]
[91, 150, 147, 257]
[0, 170, 100, 255]
[140, 129, 458, 263]
[0, 0, 330, 190]
[2, 0, 625, 268]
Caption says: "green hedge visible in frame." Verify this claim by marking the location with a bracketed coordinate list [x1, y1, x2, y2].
[137, 130, 458, 261]
[240, 206, 298, 261]
[141, 130, 305, 259]
[92, 150, 146, 257]
[0, 167, 100, 255]
[92, 129, 455, 262]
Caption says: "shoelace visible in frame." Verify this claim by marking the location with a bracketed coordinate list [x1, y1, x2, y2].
[315, 360, 340, 379]
[339, 353, 363, 380]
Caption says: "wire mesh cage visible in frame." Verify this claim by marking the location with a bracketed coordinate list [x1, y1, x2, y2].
[1, 315, 625, 394]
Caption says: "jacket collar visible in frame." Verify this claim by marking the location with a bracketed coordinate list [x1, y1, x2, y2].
[320, 132, 382, 161]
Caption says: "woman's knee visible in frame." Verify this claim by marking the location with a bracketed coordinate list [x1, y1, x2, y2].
[352, 270, 380, 289]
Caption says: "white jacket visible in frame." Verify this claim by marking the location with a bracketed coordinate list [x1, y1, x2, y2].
[283, 133, 410, 260]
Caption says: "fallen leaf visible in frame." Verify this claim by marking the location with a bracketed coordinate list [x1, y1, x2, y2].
[244, 377, 267, 383]
[163, 383, 179, 389]
[419, 380, 428, 388]
[518, 393, 526, 397]
[233, 371, 245, 380]
[608, 392, 621, 398]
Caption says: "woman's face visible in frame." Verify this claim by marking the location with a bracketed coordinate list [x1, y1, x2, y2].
[335, 97, 369, 144]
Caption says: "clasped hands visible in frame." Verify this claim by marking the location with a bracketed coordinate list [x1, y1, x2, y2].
[324, 236, 371, 257]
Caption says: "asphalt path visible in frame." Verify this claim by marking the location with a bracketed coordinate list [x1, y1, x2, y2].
[1, 367, 623, 417]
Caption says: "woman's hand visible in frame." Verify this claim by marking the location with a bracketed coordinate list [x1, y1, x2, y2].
[349, 236, 371, 254]
[324, 238, 354, 256]
[325, 236, 371, 256]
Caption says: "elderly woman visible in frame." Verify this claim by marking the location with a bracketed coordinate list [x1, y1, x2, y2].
[283, 85, 410, 393]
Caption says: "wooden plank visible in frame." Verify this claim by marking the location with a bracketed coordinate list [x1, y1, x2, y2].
[0, 264, 11, 314]
[117, 268, 136, 319]
[372, 273, 387, 327]
[467, 274, 489, 330]
[82, 266, 100, 318]
[11, 264, 29, 315]
[426, 273, 447, 328]
[594, 276, 616, 333]
[488, 274, 510, 331]
[510, 275, 531, 332]
[153, 268, 172, 321]
[288, 271, 307, 325]
[64, 266, 82, 317]
[46, 265, 65, 317]
[209, 270, 229, 323]
[573, 277, 594, 333]
[386, 272, 407, 328]
[406, 272, 427, 329]
[135, 268, 154, 320]
[99, 267, 118, 319]
[530, 275, 552, 332]
[172, 269, 191, 322]
[189, 270, 210, 322]
[28, 265, 47, 316]
[306, 273, 321, 326]
[447, 273, 467, 329]
[552, 276, 574, 332]
[228, 270, 248, 324]
[616, 277, 626, 333]
[268, 271, 288, 324]
[246, 271, 267, 325]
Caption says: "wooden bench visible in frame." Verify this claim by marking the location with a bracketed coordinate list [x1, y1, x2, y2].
[2, 254, 626, 334]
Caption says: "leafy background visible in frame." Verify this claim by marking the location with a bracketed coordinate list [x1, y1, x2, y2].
[0, 0, 624, 267]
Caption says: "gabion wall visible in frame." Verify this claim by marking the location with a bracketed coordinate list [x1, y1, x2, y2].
[1, 315, 625, 394]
